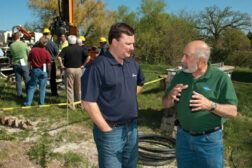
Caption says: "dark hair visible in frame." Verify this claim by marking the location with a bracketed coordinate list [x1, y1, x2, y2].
[60, 33, 66, 37]
[12, 32, 20, 41]
[38, 36, 48, 47]
[108, 23, 134, 45]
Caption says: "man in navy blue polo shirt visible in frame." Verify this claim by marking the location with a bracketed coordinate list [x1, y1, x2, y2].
[81, 23, 145, 168]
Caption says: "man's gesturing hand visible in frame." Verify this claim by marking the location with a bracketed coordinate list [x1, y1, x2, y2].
[189, 91, 212, 111]
[168, 84, 188, 102]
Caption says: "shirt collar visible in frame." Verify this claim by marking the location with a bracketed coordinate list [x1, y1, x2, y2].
[183, 62, 213, 80]
[197, 62, 213, 80]
[105, 51, 130, 66]
[193, 62, 213, 80]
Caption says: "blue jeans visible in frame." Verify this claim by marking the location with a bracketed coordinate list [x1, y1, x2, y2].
[176, 127, 224, 168]
[24, 68, 48, 106]
[13, 65, 30, 96]
[93, 120, 138, 168]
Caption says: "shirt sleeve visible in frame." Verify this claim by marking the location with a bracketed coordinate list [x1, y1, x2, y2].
[52, 42, 59, 56]
[28, 50, 32, 62]
[82, 47, 89, 63]
[137, 67, 145, 86]
[47, 51, 52, 64]
[81, 64, 102, 102]
[219, 74, 238, 106]
[25, 44, 30, 54]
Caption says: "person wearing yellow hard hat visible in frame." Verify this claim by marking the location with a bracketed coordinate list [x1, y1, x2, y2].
[80, 36, 86, 42]
[79, 36, 89, 54]
[43, 28, 51, 34]
[98, 36, 108, 56]
[33, 28, 59, 96]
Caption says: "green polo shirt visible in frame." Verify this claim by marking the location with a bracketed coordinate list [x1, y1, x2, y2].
[165, 63, 238, 132]
[10, 41, 29, 66]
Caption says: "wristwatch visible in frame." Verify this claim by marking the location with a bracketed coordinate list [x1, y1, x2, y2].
[210, 102, 217, 111]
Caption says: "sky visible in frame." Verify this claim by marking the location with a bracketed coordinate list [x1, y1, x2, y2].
[0, 0, 252, 31]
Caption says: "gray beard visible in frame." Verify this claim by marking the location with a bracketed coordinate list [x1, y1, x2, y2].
[182, 62, 197, 73]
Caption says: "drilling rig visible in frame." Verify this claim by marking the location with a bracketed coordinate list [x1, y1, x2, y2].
[50, 0, 78, 36]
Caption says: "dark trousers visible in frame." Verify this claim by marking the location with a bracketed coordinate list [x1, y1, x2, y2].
[50, 61, 57, 95]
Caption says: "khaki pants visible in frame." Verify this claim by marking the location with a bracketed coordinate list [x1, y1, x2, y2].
[65, 68, 82, 109]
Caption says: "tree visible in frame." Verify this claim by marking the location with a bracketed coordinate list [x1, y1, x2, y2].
[196, 6, 251, 47]
[27, 0, 116, 46]
[162, 13, 200, 65]
[247, 31, 252, 49]
[116, 5, 138, 29]
[134, 0, 169, 64]
[222, 28, 250, 50]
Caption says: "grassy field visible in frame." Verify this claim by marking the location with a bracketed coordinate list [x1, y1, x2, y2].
[0, 64, 251, 167]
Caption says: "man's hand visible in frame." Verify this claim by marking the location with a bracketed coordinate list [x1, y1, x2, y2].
[169, 84, 188, 102]
[60, 65, 65, 70]
[189, 91, 212, 111]
[163, 84, 188, 108]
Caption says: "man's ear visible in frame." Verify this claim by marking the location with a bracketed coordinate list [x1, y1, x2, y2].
[112, 38, 119, 46]
[198, 57, 206, 64]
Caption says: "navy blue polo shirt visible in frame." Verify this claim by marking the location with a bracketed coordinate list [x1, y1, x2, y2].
[81, 51, 145, 124]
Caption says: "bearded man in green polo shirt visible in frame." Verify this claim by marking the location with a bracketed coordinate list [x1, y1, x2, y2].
[162, 40, 238, 168]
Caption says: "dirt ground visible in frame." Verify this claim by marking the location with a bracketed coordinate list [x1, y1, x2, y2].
[1, 122, 233, 168]
[0, 121, 178, 168]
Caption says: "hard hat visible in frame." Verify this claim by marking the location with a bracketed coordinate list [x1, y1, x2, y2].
[80, 36, 86, 42]
[43, 28, 51, 34]
[100, 37, 107, 43]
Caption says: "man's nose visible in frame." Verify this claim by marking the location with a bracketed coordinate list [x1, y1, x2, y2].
[130, 44, 134, 51]
[181, 55, 185, 63]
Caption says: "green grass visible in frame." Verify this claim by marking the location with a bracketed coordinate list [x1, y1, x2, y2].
[0, 65, 251, 167]
[223, 81, 252, 167]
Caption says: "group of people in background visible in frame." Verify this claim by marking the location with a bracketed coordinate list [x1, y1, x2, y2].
[9, 28, 108, 108]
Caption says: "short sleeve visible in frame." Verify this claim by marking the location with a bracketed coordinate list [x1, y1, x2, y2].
[28, 50, 32, 62]
[81, 65, 102, 102]
[47, 51, 52, 64]
[53, 42, 59, 56]
[82, 47, 89, 62]
[219, 74, 238, 106]
[137, 67, 145, 86]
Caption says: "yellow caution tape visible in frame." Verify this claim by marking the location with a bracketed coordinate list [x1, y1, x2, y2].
[0, 77, 166, 111]
[144, 77, 166, 86]
[0, 101, 81, 111]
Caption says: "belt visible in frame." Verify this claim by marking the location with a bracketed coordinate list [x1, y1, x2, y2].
[106, 119, 134, 127]
[179, 126, 222, 136]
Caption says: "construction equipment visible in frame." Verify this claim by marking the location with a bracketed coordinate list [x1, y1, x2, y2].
[50, 0, 78, 36]
[0, 25, 43, 73]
